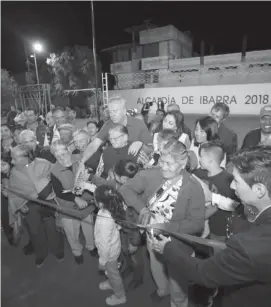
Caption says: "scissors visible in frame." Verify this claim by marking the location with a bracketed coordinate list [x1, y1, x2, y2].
[62, 189, 73, 194]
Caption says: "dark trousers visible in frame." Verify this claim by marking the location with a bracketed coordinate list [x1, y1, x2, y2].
[24, 201, 64, 260]
[1, 194, 13, 242]
[120, 231, 144, 283]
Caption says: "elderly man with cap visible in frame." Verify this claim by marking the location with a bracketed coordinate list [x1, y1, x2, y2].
[242, 105, 271, 149]
[58, 123, 76, 153]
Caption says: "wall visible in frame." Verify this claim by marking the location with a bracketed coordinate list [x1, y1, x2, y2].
[169, 50, 271, 69]
[141, 56, 170, 70]
[140, 25, 192, 46]
[109, 83, 271, 115]
[110, 61, 133, 74]
[114, 67, 271, 89]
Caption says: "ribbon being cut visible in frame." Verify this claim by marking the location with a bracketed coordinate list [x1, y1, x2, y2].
[4, 182, 227, 252]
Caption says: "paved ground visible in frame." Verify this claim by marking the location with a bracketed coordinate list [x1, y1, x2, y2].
[1, 231, 171, 307]
[1, 115, 259, 307]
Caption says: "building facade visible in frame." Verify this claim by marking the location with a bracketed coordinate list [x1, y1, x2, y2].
[102, 25, 271, 90]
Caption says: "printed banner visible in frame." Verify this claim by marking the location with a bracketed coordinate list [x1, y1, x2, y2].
[109, 83, 271, 115]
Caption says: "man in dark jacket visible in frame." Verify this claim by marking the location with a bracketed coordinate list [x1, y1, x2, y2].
[150, 145, 271, 307]
[209, 103, 238, 161]
[24, 108, 48, 147]
[241, 105, 271, 149]
[18, 129, 56, 256]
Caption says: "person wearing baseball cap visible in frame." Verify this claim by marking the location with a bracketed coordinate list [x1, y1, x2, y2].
[58, 123, 76, 153]
[242, 105, 271, 149]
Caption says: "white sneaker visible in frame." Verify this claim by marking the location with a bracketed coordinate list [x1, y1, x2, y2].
[99, 280, 112, 291]
[106, 295, 127, 306]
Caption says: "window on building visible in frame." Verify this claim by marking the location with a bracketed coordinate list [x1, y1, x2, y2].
[115, 48, 132, 62]
[142, 43, 159, 58]
[224, 66, 238, 70]
[144, 70, 159, 84]
[208, 67, 221, 71]
[249, 63, 271, 68]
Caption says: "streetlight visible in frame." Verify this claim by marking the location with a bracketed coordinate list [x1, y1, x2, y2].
[31, 42, 43, 84]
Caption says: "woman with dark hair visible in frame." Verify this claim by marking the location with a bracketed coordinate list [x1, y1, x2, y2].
[153, 111, 191, 151]
[8, 145, 64, 267]
[190, 116, 226, 168]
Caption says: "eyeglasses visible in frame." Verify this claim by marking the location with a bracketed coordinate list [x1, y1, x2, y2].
[158, 159, 178, 168]
[158, 151, 187, 170]
[109, 134, 124, 142]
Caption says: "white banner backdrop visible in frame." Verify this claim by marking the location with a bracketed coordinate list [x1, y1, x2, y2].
[108, 83, 271, 115]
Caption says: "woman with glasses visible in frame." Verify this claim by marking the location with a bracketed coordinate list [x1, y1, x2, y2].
[120, 139, 205, 307]
[96, 124, 148, 179]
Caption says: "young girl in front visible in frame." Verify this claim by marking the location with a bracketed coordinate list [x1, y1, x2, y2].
[94, 185, 127, 306]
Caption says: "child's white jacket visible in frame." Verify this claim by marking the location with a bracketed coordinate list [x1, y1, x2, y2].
[94, 209, 121, 266]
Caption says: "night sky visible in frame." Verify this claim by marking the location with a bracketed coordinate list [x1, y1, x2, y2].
[2, 1, 271, 74]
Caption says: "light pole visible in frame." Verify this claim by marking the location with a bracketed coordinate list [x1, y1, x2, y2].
[32, 42, 43, 84]
[31, 42, 43, 112]
[90, 1, 100, 121]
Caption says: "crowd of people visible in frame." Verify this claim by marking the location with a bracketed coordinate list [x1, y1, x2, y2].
[1, 97, 271, 307]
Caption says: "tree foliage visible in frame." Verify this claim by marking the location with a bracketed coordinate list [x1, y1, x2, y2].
[47, 45, 101, 96]
[1, 69, 19, 112]
[1, 68, 19, 99]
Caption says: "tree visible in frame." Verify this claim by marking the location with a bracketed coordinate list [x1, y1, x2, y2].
[1, 69, 19, 113]
[47, 45, 102, 95]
